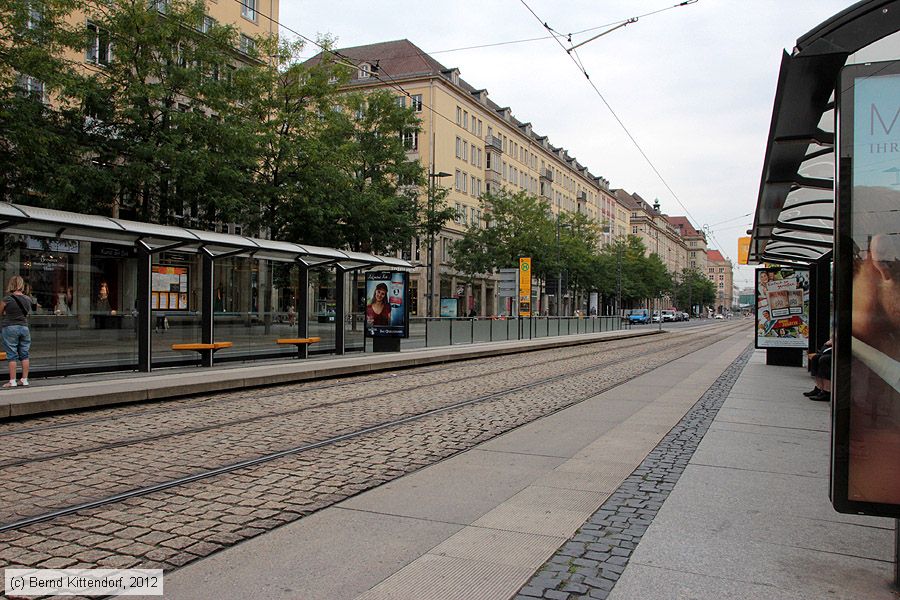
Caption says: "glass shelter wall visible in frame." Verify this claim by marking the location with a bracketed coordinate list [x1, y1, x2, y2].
[0, 235, 138, 373]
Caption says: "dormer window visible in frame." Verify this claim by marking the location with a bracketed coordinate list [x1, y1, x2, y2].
[358, 63, 371, 79]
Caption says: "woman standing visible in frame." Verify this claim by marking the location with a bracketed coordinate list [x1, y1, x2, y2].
[0, 276, 32, 388]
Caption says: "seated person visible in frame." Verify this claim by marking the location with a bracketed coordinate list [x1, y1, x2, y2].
[805, 338, 832, 401]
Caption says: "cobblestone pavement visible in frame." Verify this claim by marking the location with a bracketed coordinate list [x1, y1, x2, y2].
[0, 326, 736, 526]
[512, 342, 755, 600]
[0, 323, 748, 597]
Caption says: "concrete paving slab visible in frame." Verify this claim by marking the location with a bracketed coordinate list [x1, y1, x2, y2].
[148, 506, 462, 600]
[610, 562, 830, 600]
[623, 524, 895, 600]
[428, 527, 566, 570]
[355, 554, 533, 600]
[337, 448, 565, 525]
[690, 427, 829, 478]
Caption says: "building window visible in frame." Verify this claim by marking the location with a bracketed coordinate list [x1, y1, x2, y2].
[239, 34, 255, 55]
[402, 130, 418, 151]
[471, 207, 478, 227]
[358, 63, 371, 78]
[463, 141, 468, 162]
[632, 226, 638, 234]
[149, 0, 169, 13]
[86, 22, 111, 66]
[454, 203, 463, 223]
[477, 119, 482, 137]
[456, 106, 462, 126]
[455, 137, 462, 159]
[470, 145, 476, 165]
[411, 94, 422, 112]
[455, 170, 462, 192]
[17, 74, 44, 101]
[470, 175, 476, 196]
[241, 0, 256, 20]
[461, 171, 468, 194]
[463, 110, 468, 130]
[396, 96, 406, 108]
[26, 2, 41, 29]
[200, 15, 216, 33]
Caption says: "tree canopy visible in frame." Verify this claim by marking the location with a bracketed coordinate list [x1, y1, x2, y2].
[0, 0, 442, 253]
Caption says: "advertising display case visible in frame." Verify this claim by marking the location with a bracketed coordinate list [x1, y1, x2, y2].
[832, 60, 900, 518]
[364, 271, 409, 338]
[754, 267, 810, 349]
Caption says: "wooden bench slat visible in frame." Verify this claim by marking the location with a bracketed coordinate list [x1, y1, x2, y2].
[276, 338, 321, 345]
[171, 342, 233, 351]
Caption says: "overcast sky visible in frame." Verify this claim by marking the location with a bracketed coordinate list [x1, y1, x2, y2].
[278, 0, 856, 288]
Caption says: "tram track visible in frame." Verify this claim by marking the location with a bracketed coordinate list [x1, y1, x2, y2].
[0, 322, 728, 440]
[0, 324, 733, 468]
[0, 323, 746, 534]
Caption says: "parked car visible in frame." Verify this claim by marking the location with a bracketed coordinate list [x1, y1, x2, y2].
[626, 309, 651, 324]
[661, 310, 677, 322]
[714, 313, 725, 320]
[651, 312, 661, 323]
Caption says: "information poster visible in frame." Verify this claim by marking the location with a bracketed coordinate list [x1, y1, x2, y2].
[151, 265, 189, 312]
[832, 61, 900, 517]
[754, 267, 809, 348]
[518, 257, 531, 317]
[440, 297, 458, 318]
[364, 271, 409, 338]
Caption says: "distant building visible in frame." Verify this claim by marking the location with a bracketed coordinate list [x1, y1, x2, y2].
[706, 250, 734, 313]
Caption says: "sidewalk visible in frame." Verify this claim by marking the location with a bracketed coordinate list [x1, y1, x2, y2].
[139, 330, 898, 600]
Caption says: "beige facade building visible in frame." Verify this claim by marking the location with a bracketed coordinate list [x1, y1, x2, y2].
[327, 39, 629, 317]
[614, 190, 691, 274]
[706, 250, 734, 313]
[666, 216, 708, 274]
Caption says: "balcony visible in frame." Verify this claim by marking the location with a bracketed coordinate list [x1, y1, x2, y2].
[540, 168, 554, 182]
[577, 191, 587, 201]
[485, 135, 502, 152]
[486, 169, 502, 186]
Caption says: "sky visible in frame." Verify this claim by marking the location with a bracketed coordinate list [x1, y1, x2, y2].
[276, 0, 857, 288]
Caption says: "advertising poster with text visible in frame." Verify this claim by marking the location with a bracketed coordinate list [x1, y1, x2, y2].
[838, 65, 900, 512]
[364, 271, 409, 338]
[755, 267, 809, 348]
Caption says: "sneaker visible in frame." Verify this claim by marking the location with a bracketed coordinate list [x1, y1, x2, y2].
[803, 387, 821, 397]
[19, 378, 28, 387]
[809, 391, 831, 402]
[2, 380, 16, 388]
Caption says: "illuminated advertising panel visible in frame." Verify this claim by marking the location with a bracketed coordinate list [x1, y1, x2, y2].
[754, 267, 809, 349]
[364, 271, 409, 338]
[151, 265, 189, 311]
[833, 61, 900, 517]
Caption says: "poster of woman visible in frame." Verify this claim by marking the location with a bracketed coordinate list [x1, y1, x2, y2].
[364, 271, 409, 338]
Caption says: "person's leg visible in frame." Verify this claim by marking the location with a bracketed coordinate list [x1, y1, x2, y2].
[18, 329, 30, 385]
[2, 327, 17, 387]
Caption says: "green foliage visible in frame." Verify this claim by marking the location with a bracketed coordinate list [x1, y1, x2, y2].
[451, 189, 555, 280]
[672, 267, 715, 311]
[0, 1, 430, 256]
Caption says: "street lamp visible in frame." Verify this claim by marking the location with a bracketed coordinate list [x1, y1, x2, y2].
[556, 213, 572, 317]
[426, 170, 451, 318]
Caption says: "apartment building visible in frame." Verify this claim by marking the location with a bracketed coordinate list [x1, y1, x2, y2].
[706, 250, 734, 313]
[666, 216, 708, 274]
[318, 39, 628, 317]
[614, 190, 690, 274]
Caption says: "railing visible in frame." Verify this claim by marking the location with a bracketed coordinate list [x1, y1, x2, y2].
[485, 135, 503, 151]
[417, 315, 624, 348]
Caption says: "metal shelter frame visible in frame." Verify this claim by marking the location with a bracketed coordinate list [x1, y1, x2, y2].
[0, 202, 411, 370]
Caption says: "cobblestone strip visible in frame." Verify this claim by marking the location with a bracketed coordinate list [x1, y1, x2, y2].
[0, 333, 744, 584]
[513, 342, 755, 600]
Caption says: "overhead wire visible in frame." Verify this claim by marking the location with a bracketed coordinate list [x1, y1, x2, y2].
[514, 0, 736, 261]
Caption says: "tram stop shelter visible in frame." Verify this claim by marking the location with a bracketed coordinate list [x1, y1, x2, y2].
[750, 0, 900, 539]
[0, 201, 410, 376]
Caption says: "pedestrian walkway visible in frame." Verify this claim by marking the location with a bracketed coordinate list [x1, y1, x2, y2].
[136, 328, 898, 600]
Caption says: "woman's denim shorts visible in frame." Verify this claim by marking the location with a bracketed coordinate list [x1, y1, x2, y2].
[2, 325, 31, 362]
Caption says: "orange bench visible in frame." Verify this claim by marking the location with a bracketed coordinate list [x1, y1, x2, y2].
[277, 337, 320, 358]
[171, 342, 233, 363]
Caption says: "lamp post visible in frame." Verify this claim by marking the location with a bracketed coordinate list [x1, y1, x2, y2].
[426, 170, 451, 318]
